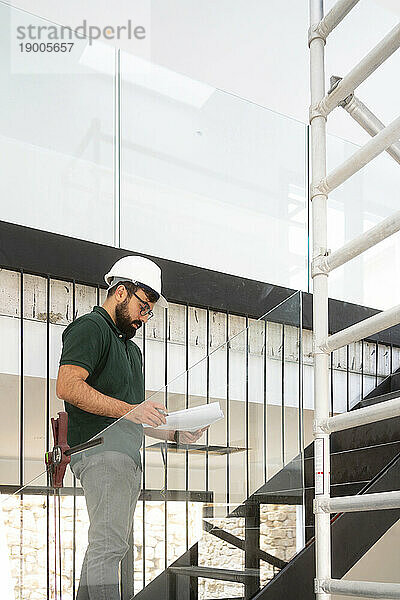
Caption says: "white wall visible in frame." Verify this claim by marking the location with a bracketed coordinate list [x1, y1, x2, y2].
[332, 520, 400, 600]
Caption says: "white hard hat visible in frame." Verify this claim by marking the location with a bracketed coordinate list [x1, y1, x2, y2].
[105, 256, 168, 308]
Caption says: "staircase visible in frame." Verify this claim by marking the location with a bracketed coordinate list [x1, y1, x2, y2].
[133, 368, 400, 600]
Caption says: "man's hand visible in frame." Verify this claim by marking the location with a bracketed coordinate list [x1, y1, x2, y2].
[176, 426, 209, 444]
[125, 400, 168, 427]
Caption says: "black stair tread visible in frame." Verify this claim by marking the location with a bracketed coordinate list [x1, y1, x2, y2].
[330, 417, 400, 453]
[169, 565, 260, 582]
[360, 389, 400, 407]
[364, 369, 400, 401]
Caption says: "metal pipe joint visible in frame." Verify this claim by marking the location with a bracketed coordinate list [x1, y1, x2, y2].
[314, 578, 326, 594]
[308, 24, 327, 46]
[313, 339, 330, 357]
[314, 497, 331, 514]
[311, 254, 331, 277]
[313, 418, 330, 435]
[309, 104, 328, 124]
[312, 180, 330, 197]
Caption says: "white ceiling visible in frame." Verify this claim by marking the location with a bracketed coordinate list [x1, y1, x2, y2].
[4, 0, 400, 145]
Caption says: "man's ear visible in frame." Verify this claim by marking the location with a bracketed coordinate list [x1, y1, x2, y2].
[115, 284, 128, 303]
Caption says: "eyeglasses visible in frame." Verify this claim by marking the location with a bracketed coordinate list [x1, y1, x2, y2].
[132, 291, 154, 319]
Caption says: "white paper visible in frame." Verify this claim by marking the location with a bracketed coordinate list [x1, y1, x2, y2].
[143, 401, 224, 432]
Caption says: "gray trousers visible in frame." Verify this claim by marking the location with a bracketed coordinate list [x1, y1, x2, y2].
[71, 451, 142, 600]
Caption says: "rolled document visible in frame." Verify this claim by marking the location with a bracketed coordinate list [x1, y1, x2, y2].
[143, 401, 224, 432]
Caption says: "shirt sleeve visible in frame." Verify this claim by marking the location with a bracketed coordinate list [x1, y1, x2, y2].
[59, 318, 105, 376]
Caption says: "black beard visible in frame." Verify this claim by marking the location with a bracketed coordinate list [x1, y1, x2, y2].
[115, 300, 142, 339]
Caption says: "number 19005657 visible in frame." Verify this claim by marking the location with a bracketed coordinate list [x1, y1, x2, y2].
[19, 42, 74, 52]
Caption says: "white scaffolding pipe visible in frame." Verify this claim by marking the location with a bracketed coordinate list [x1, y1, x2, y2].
[309, 1, 331, 599]
[322, 579, 400, 598]
[319, 395, 400, 433]
[322, 303, 400, 352]
[341, 93, 400, 165]
[317, 490, 400, 513]
[315, 115, 400, 195]
[310, 3, 400, 599]
[316, 210, 400, 273]
[318, 23, 400, 116]
[316, 0, 361, 39]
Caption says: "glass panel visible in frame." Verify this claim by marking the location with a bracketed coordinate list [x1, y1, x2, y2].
[120, 51, 308, 291]
[1, 288, 304, 599]
[0, 269, 21, 486]
[0, 2, 114, 245]
[22, 275, 48, 486]
[72, 292, 302, 598]
[13, 273, 399, 598]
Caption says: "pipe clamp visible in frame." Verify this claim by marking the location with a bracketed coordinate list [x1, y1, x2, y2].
[308, 24, 327, 46]
[310, 180, 329, 199]
[313, 418, 330, 434]
[309, 104, 327, 123]
[314, 579, 327, 594]
[312, 254, 330, 277]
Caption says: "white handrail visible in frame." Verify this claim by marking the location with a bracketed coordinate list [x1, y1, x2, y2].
[319, 395, 400, 433]
[318, 23, 400, 116]
[322, 579, 400, 598]
[321, 303, 400, 352]
[316, 0, 361, 39]
[315, 115, 400, 195]
[316, 490, 400, 513]
[315, 210, 400, 273]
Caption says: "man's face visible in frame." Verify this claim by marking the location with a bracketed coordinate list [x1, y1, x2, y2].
[115, 288, 155, 339]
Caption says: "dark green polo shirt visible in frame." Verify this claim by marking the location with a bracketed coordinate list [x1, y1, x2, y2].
[59, 306, 144, 468]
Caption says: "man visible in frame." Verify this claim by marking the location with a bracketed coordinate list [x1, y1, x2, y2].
[56, 255, 206, 600]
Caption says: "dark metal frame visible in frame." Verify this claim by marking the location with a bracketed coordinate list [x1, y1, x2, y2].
[2, 220, 400, 345]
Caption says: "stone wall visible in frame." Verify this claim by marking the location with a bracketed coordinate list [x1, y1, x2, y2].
[2, 496, 296, 600]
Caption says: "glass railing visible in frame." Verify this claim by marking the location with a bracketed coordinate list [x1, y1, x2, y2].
[0, 1, 308, 295]
[2, 0, 400, 310]
[1, 290, 305, 600]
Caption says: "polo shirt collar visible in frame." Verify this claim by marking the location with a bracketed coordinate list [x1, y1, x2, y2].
[93, 306, 127, 341]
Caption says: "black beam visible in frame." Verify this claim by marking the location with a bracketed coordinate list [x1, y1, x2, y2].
[0, 220, 291, 318]
[2, 220, 400, 345]
[169, 566, 261, 583]
[244, 501, 261, 599]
